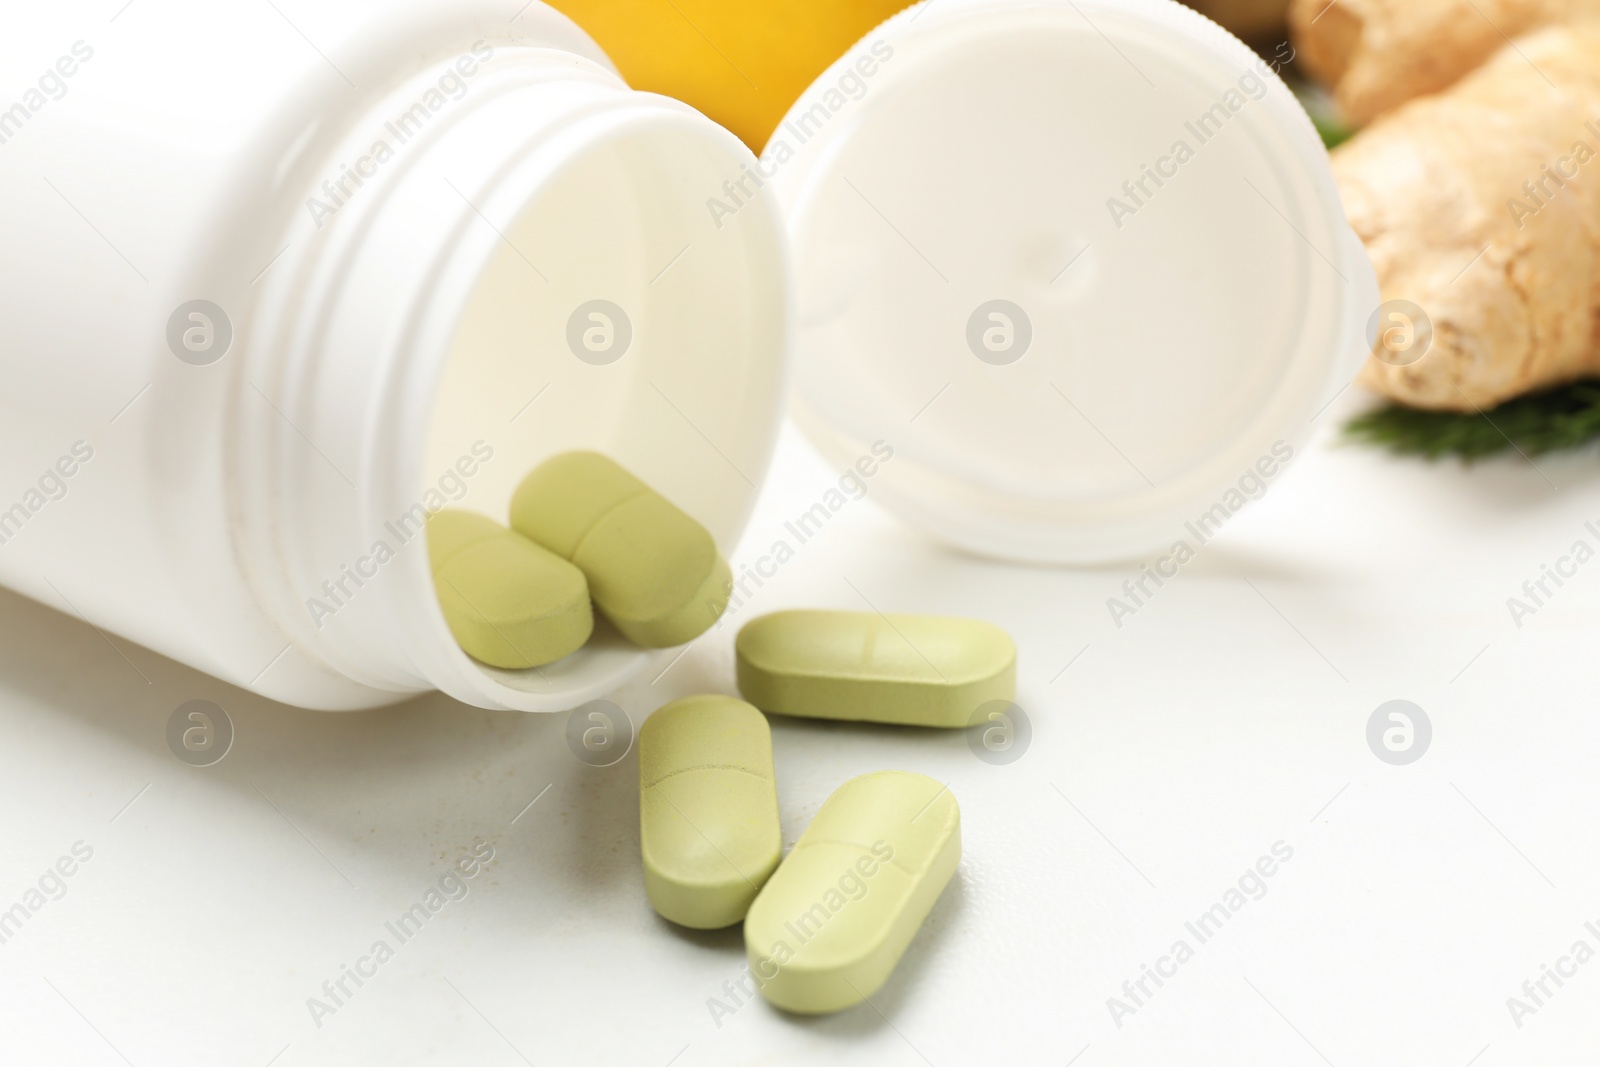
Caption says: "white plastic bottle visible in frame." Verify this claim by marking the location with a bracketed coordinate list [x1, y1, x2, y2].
[1, 0, 1377, 713]
[0, 0, 789, 711]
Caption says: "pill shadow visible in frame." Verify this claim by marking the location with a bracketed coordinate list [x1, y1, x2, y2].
[766, 714, 969, 752]
[765, 717, 977, 799]
[652, 914, 744, 954]
[517, 740, 642, 899]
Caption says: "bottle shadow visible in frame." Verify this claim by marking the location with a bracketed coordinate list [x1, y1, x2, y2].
[0, 580, 644, 903]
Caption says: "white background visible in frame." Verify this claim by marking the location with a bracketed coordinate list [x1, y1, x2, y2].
[1, 406, 1598, 1066]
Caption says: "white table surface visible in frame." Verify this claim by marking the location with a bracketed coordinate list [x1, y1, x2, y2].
[3, 403, 1599, 1067]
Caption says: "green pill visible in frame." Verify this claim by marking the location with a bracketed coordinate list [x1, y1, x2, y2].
[744, 771, 960, 1014]
[735, 610, 1016, 728]
[639, 694, 782, 929]
[427, 510, 592, 669]
[510, 452, 730, 648]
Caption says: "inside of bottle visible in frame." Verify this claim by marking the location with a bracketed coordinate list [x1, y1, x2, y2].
[423, 123, 786, 698]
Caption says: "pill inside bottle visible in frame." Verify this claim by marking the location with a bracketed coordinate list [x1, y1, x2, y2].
[426, 510, 592, 669]
[511, 452, 733, 648]
[406, 108, 786, 711]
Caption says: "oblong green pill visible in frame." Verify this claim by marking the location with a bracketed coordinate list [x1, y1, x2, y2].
[510, 452, 730, 648]
[507, 450, 647, 559]
[427, 510, 593, 669]
[744, 771, 960, 1014]
[639, 695, 781, 929]
[735, 610, 1016, 728]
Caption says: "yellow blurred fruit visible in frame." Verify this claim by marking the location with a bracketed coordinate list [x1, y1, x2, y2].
[546, 0, 914, 151]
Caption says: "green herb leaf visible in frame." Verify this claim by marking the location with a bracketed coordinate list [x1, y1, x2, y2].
[1314, 114, 1355, 150]
[1345, 379, 1600, 459]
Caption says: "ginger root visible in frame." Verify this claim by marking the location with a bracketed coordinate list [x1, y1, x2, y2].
[1185, 0, 1291, 40]
[1339, 23, 1600, 410]
[1289, 0, 1600, 125]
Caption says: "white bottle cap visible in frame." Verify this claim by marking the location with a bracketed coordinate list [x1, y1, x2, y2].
[768, 0, 1377, 564]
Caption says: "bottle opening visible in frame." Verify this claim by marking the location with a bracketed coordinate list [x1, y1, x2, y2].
[418, 114, 788, 709]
